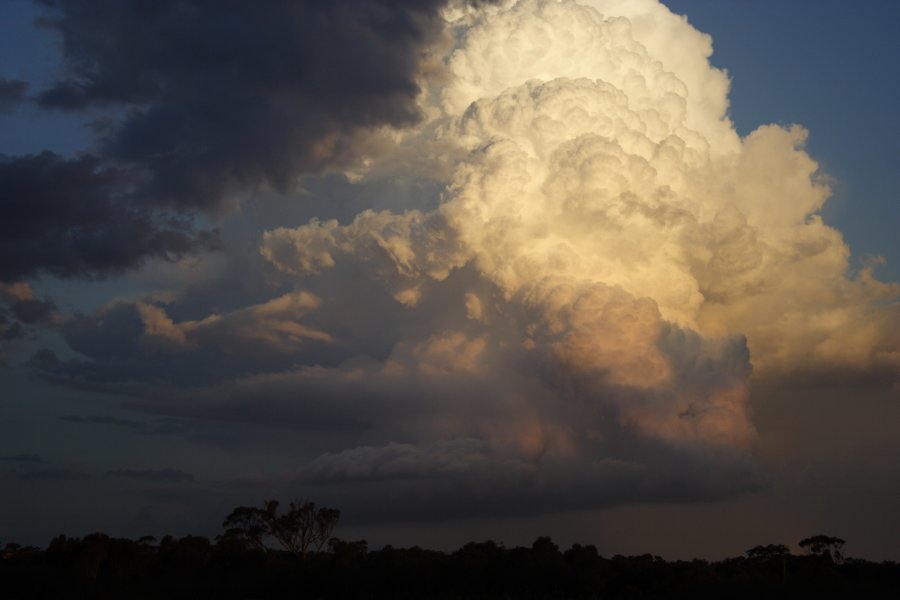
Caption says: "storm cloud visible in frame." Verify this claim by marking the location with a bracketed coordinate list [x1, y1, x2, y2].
[35, 0, 455, 210]
[2, 0, 480, 284]
[0, 152, 219, 282]
[13, 0, 899, 528]
[250, 0, 896, 516]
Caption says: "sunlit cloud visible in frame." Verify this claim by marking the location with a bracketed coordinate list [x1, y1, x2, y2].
[23, 0, 898, 525]
[249, 0, 898, 515]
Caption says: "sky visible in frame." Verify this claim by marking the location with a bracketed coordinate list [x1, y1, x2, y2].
[1, 0, 898, 560]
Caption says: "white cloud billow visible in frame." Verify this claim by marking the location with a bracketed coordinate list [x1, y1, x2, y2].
[254, 0, 898, 514]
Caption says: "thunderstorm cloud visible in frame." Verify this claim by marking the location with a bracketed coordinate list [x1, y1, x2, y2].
[254, 0, 898, 515]
[22, 0, 899, 523]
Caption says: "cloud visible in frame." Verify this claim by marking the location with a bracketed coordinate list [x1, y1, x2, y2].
[251, 0, 898, 518]
[34, 0, 457, 211]
[127, 311, 758, 517]
[0, 453, 45, 463]
[0, 282, 58, 363]
[106, 468, 195, 483]
[34, 0, 899, 522]
[179, 290, 333, 355]
[31, 290, 335, 387]
[60, 414, 187, 436]
[1, 321, 25, 342]
[3, 1, 482, 289]
[0, 77, 28, 114]
[263, 0, 899, 382]
[65, 290, 330, 361]
[299, 438, 757, 522]
[0, 152, 219, 282]
[15, 468, 90, 481]
[9, 297, 57, 324]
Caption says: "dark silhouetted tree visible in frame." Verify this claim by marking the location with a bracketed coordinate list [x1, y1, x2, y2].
[747, 543, 791, 581]
[269, 499, 340, 559]
[799, 535, 846, 563]
[221, 502, 272, 552]
[330, 538, 368, 564]
[221, 498, 340, 559]
[746, 543, 790, 560]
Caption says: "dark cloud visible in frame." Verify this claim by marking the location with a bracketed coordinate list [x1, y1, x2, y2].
[1, 0, 480, 286]
[1, 321, 25, 341]
[34, 291, 348, 388]
[16, 467, 90, 481]
[110, 313, 759, 520]
[106, 468, 195, 483]
[35, 0, 451, 211]
[28, 348, 168, 397]
[0, 284, 56, 361]
[0, 77, 28, 114]
[29, 346, 195, 395]
[10, 297, 56, 324]
[0, 453, 45, 463]
[60, 414, 187, 436]
[0, 152, 220, 282]
[300, 448, 759, 524]
[30, 348, 61, 370]
[0, 321, 25, 364]
[24, 261, 762, 521]
[62, 301, 147, 360]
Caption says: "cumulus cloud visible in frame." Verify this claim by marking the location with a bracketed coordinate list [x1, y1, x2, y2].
[251, 0, 898, 517]
[264, 0, 898, 380]
[34, 0, 898, 522]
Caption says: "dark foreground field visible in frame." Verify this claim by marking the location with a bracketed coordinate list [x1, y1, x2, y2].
[2, 534, 899, 600]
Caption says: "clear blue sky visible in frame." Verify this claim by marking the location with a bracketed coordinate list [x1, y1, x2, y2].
[665, 0, 900, 279]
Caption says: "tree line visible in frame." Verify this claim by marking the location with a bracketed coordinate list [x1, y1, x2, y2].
[1, 500, 897, 599]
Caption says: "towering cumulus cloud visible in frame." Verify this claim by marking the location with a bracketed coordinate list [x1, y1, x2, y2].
[256, 0, 896, 517]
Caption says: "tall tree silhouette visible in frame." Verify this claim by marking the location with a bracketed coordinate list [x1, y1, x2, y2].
[221, 502, 272, 553]
[221, 499, 340, 559]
